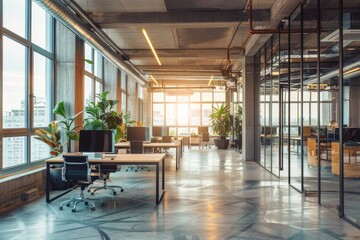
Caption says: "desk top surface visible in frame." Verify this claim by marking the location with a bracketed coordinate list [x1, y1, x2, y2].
[46, 153, 166, 163]
[115, 142, 181, 148]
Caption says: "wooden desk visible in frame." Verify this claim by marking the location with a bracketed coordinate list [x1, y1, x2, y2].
[115, 141, 182, 170]
[332, 142, 360, 177]
[45, 154, 166, 204]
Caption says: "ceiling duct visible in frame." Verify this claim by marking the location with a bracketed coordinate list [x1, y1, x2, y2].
[33, 0, 148, 86]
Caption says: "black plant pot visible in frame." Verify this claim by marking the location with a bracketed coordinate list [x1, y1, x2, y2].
[214, 139, 229, 149]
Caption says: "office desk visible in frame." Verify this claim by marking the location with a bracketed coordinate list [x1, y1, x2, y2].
[45, 154, 166, 204]
[332, 142, 360, 177]
[115, 141, 182, 170]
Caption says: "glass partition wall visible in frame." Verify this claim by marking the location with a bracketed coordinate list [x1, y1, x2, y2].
[255, 0, 360, 228]
[343, 0, 360, 226]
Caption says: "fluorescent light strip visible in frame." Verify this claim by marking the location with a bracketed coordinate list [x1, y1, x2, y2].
[142, 28, 162, 66]
[208, 75, 214, 86]
[150, 75, 159, 85]
[344, 67, 360, 75]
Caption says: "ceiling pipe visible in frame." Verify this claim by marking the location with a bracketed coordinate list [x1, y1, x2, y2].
[247, 0, 316, 34]
[61, 0, 130, 61]
[33, 0, 148, 86]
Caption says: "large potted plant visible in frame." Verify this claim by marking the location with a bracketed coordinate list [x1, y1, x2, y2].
[83, 91, 123, 142]
[34, 101, 82, 155]
[209, 103, 232, 149]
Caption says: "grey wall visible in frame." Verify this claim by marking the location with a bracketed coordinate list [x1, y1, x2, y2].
[54, 22, 77, 116]
[242, 56, 257, 161]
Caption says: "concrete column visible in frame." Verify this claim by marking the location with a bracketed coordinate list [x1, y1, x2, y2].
[127, 75, 136, 118]
[242, 56, 258, 161]
[55, 22, 83, 152]
[104, 58, 118, 100]
[142, 88, 151, 126]
[54, 22, 76, 113]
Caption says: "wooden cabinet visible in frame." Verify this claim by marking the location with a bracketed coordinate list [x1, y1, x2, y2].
[307, 138, 331, 167]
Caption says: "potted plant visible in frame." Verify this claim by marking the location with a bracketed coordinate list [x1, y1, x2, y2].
[209, 103, 232, 149]
[232, 105, 243, 151]
[34, 121, 63, 157]
[83, 91, 123, 142]
[34, 100, 82, 156]
[53, 101, 82, 152]
[118, 111, 136, 141]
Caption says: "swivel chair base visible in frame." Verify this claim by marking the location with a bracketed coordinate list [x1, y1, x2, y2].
[88, 177, 124, 196]
[59, 185, 100, 212]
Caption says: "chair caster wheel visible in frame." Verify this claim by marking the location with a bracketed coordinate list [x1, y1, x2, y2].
[66, 203, 70, 207]
[126, 169, 128, 172]
[72, 209, 76, 212]
[120, 189, 124, 192]
[113, 192, 117, 196]
[85, 202, 88, 205]
[91, 192, 94, 195]
[59, 206, 63, 210]
[135, 170, 137, 172]
[87, 189, 90, 193]
[91, 207, 95, 211]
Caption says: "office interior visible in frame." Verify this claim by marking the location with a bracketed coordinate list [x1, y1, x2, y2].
[2, 0, 360, 237]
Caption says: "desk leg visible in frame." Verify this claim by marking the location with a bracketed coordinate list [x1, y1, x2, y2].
[155, 159, 165, 204]
[175, 147, 178, 170]
[45, 163, 77, 203]
[46, 162, 51, 203]
[156, 163, 159, 204]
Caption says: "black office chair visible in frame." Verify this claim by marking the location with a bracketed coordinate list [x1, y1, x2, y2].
[59, 155, 99, 212]
[126, 141, 150, 171]
[201, 132, 211, 149]
[88, 163, 124, 196]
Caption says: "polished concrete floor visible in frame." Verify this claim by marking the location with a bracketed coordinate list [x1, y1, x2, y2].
[1, 148, 360, 240]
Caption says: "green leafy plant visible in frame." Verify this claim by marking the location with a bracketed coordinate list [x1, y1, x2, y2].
[209, 103, 232, 138]
[233, 105, 243, 140]
[34, 121, 63, 157]
[53, 101, 82, 152]
[117, 111, 136, 141]
[83, 91, 123, 142]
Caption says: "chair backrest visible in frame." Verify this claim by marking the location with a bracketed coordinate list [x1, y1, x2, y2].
[162, 136, 172, 143]
[130, 141, 144, 154]
[62, 155, 91, 182]
[201, 132, 210, 142]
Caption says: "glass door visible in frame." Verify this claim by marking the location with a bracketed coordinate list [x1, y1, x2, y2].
[288, 4, 303, 192]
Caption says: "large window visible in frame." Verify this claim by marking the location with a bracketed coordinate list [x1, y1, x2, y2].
[84, 43, 104, 110]
[3, 37, 27, 129]
[152, 90, 226, 135]
[1, 1, 54, 171]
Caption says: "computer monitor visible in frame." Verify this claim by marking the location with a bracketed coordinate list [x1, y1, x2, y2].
[152, 126, 169, 137]
[79, 130, 115, 153]
[127, 127, 150, 141]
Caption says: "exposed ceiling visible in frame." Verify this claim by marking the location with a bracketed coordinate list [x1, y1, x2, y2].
[71, 0, 293, 88]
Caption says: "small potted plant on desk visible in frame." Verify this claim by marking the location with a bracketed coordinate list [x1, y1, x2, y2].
[209, 103, 232, 149]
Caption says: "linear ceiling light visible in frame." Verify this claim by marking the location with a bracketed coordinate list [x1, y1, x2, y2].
[142, 28, 162, 66]
[344, 67, 360, 75]
[208, 75, 214, 86]
[150, 75, 159, 85]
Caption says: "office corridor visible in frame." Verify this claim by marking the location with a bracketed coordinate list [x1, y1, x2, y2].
[1, 148, 359, 240]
